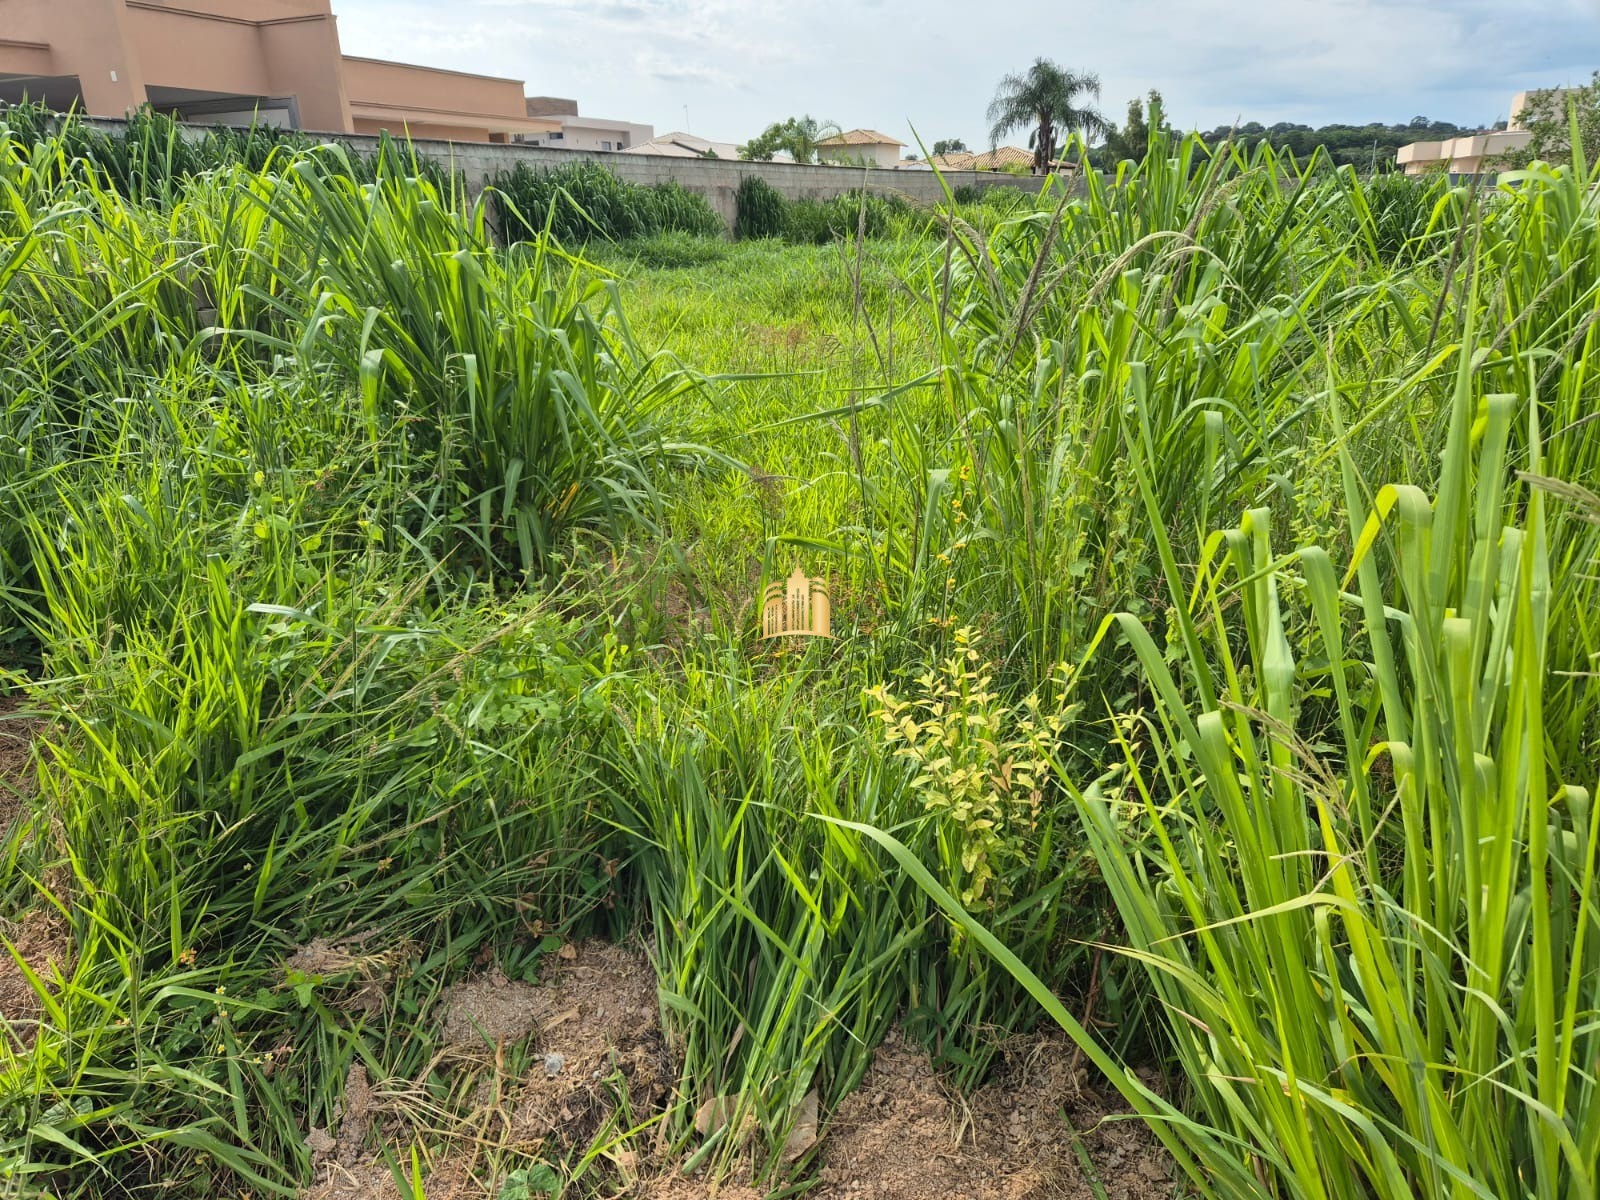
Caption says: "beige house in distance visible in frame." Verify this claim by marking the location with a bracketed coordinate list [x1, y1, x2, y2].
[520, 97, 653, 152]
[1396, 129, 1531, 176]
[0, 0, 564, 142]
[1395, 89, 1569, 176]
[623, 131, 740, 159]
[925, 146, 1034, 172]
[816, 129, 905, 168]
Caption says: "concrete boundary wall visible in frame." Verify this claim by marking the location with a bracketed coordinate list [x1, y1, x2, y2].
[77, 116, 1079, 230]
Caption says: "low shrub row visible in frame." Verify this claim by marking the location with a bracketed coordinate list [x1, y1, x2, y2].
[0, 101, 452, 202]
[493, 160, 723, 243]
[734, 174, 911, 244]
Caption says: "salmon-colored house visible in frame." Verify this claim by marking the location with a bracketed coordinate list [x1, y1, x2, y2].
[0, 0, 557, 143]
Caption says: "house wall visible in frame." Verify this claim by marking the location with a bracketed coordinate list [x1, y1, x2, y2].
[531, 117, 655, 152]
[341, 57, 529, 136]
[1, 0, 531, 140]
[1509, 88, 1577, 132]
[2, 0, 348, 125]
[525, 96, 580, 118]
[818, 143, 901, 169]
[1397, 128, 1532, 176]
[562, 123, 652, 152]
[351, 118, 499, 142]
[2, 0, 148, 114]
[124, 6, 275, 98]
[258, 10, 352, 133]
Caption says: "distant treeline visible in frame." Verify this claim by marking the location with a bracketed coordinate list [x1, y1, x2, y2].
[1195, 117, 1473, 169]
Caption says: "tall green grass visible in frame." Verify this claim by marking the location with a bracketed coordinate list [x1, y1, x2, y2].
[862, 127, 1600, 1198]
[2, 104, 1598, 1200]
[493, 160, 723, 244]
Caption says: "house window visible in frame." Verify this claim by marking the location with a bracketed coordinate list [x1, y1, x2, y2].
[548, 131, 564, 141]
[602, 140, 613, 151]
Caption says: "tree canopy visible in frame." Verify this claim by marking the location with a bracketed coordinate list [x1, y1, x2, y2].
[987, 58, 1108, 173]
[1497, 74, 1600, 170]
[1093, 90, 1174, 169]
[738, 116, 841, 164]
[1194, 116, 1470, 169]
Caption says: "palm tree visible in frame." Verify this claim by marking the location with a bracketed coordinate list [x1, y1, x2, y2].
[739, 115, 842, 163]
[987, 58, 1109, 174]
[786, 115, 842, 165]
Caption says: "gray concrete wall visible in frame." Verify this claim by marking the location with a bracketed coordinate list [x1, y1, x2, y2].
[74, 115, 1078, 231]
[427, 141, 1065, 230]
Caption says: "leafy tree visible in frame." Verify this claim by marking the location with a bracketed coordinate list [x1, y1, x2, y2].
[986, 58, 1108, 173]
[1094, 90, 1172, 168]
[739, 115, 841, 164]
[1497, 74, 1600, 169]
[1195, 115, 1469, 171]
[932, 138, 969, 157]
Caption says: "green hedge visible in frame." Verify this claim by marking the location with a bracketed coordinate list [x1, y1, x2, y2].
[734, 176, 909, 245]
[734, 175, 787, 239]
[0, 102, 452, 203]
[492, 160, 723, 243]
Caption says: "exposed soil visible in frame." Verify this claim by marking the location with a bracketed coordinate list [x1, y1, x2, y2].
[0, 698, 75, 1045]
[0, 904, 76, 1039]
[303, 940, 670, 1200]
[499, 939, 670, 1150]
[815, 1029, 1175, 1200]
[301, 1159, 408, 1200]
[284, 931, 404, 1020]
[438, 968, 546, 1045]
[0, 695, 41, 831]
[301, 945, 1173, 1200]
[638, 1179, 764, 1200]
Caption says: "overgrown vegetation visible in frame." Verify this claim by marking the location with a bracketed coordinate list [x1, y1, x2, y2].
[493, 160, 723, 244]
[733, 175, 911, 244]
[0, 100, 456, 201]
[734, 174, 787, 239]
[1, 105, 1598, 1200]
[1498, 73, 1600, 169]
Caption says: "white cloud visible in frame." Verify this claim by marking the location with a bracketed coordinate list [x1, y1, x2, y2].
[330, 0, 1600, 146]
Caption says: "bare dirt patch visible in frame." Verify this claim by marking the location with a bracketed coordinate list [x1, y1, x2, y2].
[302, 1158, 407, 1200]
[303, 940, 669, 1199]
[0, 904, 76, 1039]
[299, 949, 1173, 1200]
[439, 968, 546, 1046]
[638, 1178, 764, 1200]
[815, 1028, 1174, 1200]
[0, 699, 74, 1044]
[500, 939, 669, 1150]
[0, 695, 41, 831]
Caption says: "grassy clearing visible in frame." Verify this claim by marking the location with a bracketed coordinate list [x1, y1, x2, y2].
[0, 112, 1596, 1200]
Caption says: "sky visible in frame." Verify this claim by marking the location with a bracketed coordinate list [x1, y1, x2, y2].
[331, 0, 1600, 147]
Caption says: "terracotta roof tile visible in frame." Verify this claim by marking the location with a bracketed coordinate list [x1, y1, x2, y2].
[816, 128, 906, 147]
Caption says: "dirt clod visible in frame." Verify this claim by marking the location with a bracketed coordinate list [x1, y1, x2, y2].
[816, 1029, 1174, 1200]
[439, 968, 544, 1045]
[302, 940, 669, 1200]
[285, 930, 404, 1018]
[506, 940, 669, 1149]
